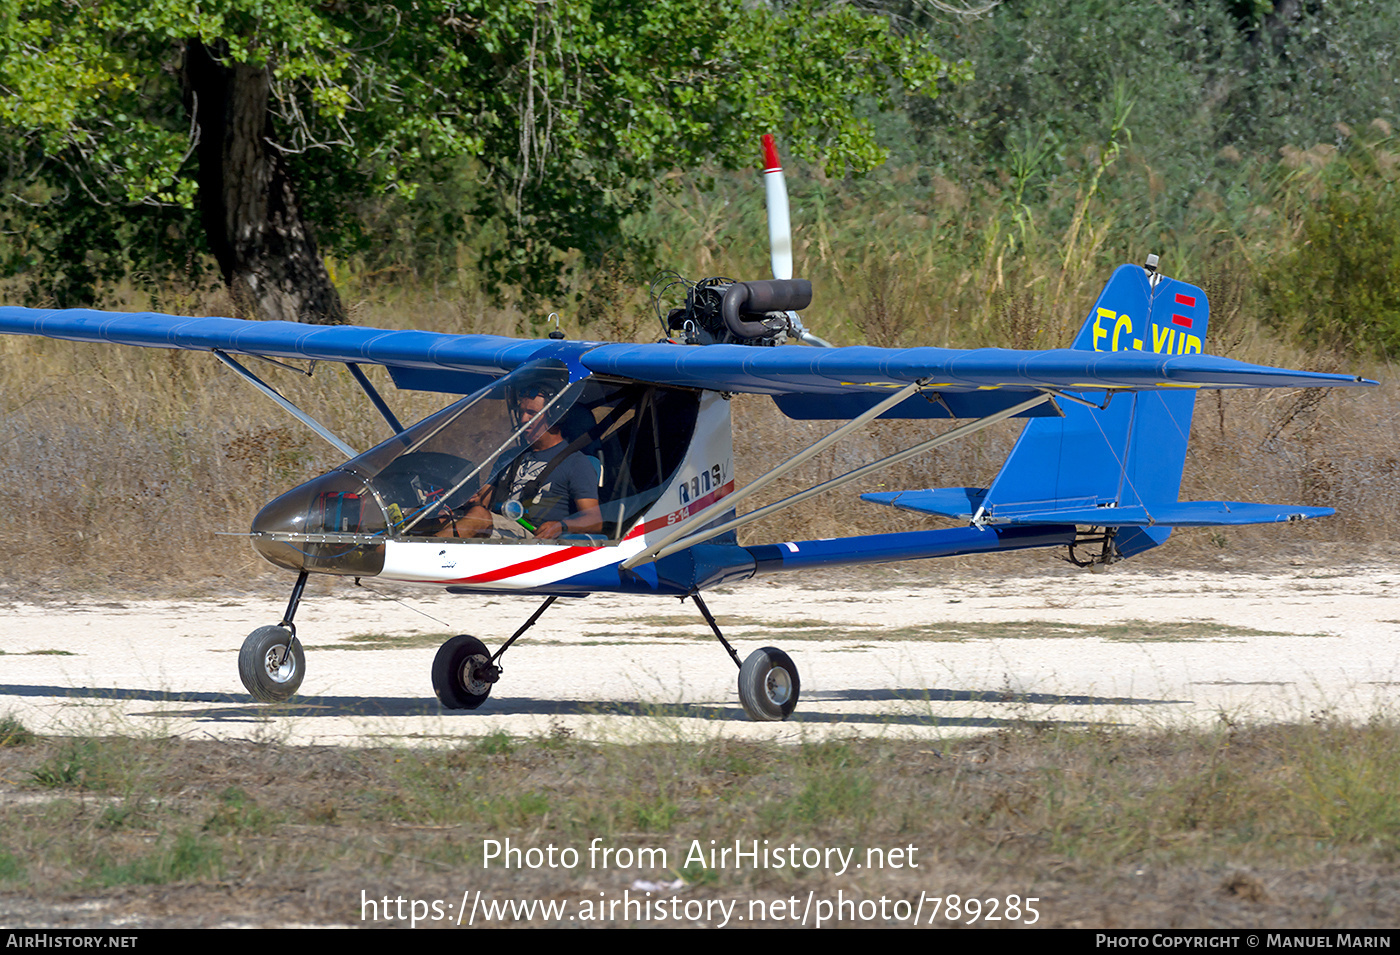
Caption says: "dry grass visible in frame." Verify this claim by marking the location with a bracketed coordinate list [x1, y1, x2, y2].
[0, 718, 1396, 927]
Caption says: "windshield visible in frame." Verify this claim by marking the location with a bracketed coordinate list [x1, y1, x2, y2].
[357, 361, 583, 535]
[249, 363, 701, 574]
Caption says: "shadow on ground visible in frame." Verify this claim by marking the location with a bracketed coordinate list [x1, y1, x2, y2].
[0, 681, 1184, 728]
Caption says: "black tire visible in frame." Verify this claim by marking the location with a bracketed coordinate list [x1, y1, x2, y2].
[238, 625, 306, 703]
[738, 646, 800, 721]
[432, 634, 494, 710]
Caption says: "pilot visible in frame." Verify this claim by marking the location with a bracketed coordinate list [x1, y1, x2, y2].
[437, 378, 602, 540]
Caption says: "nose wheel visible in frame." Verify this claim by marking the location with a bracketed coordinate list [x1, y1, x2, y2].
[238, 625, 306, 703]
[239, 570, 309, 704]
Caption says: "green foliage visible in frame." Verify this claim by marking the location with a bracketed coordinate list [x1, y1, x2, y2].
[474, 731, 516, 756]
[907, 0, 1400, 166]
[629, 798, 679, 832]
[903, 0, 1247, 176]
[0, 714, 35, 746]
[1294, 718, 1400, 845]
[0, 851, 24, 882]
[1261, 137, 1400, 356]
[97, 831, 223, 886]
[2, 0, 1397, 358]
[98, 799, 146, 831]
[28, 739, 118, 790]
[202, 786, 278, 834]
[897, 0, 1400, 294]
[0, 0, 960, 306]
[678, 862, 719, 886]
[757, 742, 875, 828]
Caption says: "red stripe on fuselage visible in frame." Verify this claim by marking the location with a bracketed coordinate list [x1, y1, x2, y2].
[450, 480, 737, 585]
[1171, 313, 1193, 329]
[1174, 292, 1196, 308]
[450, 541, 604, 584]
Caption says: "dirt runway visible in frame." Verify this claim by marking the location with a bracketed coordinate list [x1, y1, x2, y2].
[3, 561, 1398, 744]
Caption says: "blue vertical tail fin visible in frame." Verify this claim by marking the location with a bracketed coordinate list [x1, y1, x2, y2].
[861, 264, 1212, 559]
[862, 264, 1338, 556]
[976, 264, 1208, 556]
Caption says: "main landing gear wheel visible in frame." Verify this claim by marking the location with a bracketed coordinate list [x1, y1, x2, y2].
[238, 625, 306, 703]
[738, 647, 800, 721]
[432, 634, 496, 710]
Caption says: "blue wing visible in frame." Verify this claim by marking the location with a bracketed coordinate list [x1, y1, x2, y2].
[0, 308, 557, 375]
[580, 341, 1370, 393]
[0, 305, 1373, 405]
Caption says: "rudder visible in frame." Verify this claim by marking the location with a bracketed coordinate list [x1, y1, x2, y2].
[978, 264, 1210, 557]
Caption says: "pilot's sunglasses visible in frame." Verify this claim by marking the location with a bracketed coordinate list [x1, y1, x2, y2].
[518, 386, 557, 399]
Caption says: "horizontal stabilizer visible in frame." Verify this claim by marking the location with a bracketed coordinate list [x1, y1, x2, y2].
[987, 501, 1335, 526]
[862, 491, 1334, 527]
[862, 487, 986, 519]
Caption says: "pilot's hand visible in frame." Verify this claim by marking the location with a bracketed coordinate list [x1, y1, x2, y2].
[534, 520, 563, 540]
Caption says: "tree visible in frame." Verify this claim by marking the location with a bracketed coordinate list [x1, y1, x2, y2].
[0, 0, 965, 322]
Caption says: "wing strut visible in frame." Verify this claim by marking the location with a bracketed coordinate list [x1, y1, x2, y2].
[212, 350, 360, 459]
[346, 363, 406, 435]
[623, 391, 1054, 569]
[622, 380, 925, 568]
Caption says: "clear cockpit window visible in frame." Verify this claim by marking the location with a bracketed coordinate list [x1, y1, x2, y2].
[252, 363, 702, 566]
[354, 361, 579, 536]
[355, 371, 700, 542]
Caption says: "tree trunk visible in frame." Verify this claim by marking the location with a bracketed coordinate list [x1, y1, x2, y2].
[182, 40, 346, 324]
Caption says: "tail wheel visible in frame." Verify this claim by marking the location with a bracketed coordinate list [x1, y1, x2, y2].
[738, 646, 800, 721]
[432, 634, 495, 710]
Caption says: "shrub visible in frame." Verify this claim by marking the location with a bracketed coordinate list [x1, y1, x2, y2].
[1261, 137, 1400, 356]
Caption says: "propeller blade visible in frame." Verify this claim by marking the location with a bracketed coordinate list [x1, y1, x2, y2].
[762, 134, 793, 281]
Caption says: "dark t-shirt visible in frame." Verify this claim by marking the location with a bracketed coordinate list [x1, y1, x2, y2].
[499, 444, 600, 525]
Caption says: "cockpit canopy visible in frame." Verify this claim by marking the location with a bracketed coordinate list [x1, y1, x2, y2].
[250, 362, 700, 575]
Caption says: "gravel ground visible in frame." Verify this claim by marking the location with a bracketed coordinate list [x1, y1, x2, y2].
[3, 560, 1397, 744]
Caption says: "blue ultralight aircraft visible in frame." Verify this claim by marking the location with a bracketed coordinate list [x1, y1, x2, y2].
[0, 138, 1375, 720]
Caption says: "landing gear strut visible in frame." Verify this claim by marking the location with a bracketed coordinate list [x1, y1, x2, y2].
[431, 595, 559, 711]
[238, 571, 308, 703]
[690, 592, 800, 722]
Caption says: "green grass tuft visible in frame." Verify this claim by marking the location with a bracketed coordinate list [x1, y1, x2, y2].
[0, 715, 36, 747]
